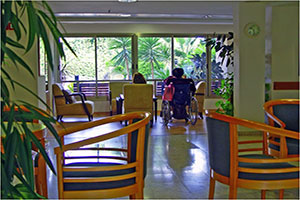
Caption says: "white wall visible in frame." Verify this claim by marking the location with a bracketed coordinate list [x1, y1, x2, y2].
[271, 3, 299, 99]
[233, 2, 266, 123]
[4, 12, 39, 107]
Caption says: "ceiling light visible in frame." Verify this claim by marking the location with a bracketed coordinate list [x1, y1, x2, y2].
[118, 0, 137, 3]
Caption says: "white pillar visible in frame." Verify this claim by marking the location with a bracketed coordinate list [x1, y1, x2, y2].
[233, 2, 266, 122]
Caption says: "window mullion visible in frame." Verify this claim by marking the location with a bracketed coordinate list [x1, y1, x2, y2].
[206, 36, 212, 97]
[171, 36, 174, 72]
[95, 37, 98, 97]
[132, 34, 138, 77]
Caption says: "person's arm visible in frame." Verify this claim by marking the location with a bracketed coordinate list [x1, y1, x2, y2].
[190, 79, 196, 95]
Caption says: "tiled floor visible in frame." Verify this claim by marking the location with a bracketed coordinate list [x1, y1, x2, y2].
[45, 115, 299, 199]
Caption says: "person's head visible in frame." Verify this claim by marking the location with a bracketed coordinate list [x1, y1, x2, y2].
[172, 68, 184, 78]
[132, 72, 147, 84]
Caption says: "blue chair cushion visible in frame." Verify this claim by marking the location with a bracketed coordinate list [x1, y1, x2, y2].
[63, 162, 135, 191]
[238, 154, 299, 180]
[269, 137, 299, 155]
[273, 104, 299, 132]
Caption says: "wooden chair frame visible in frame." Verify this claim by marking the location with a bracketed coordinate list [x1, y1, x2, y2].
[207, 112, 299, 199]
[263, 99, 299, 158]
[55, 112, 150, 199]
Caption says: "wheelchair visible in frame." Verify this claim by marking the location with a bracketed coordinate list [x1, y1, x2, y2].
[161, 83, 198, 126]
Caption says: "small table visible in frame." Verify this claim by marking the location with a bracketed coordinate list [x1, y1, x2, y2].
[116, 94, 158, 121]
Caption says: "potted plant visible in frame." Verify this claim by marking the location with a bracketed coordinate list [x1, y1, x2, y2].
[206, 33, 234, 116]
[1, 0, 74, 198]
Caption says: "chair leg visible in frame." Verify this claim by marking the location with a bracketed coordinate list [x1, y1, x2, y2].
[88, 115, 93, 121]
[229, 185, 237, 199]
[261, 190, 266, 199]
[57, 115, 63, 121]
[130, 190, 143, 199]
[199, 112, 203, 119]
[209, 176, 216, 199]
[279, 189, 284, 199]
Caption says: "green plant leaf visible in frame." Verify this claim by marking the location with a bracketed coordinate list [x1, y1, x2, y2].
[1, 43, 34, 76]
[4, 128, 19, 181]
[26, 126, 57, 175]
[6, 37, 25, 49]
[25, 2, 38, 53]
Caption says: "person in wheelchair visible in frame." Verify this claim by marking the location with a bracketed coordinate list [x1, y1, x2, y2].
[162, 68, 197, 125]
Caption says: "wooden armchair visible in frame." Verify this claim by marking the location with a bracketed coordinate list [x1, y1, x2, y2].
[263, 99, 299, 158]
[123, 84, 153, 125]
[206, 112, 299, 199]
[109, 81, 130, 115]
[55, 112, 150, 199]
[52, 83, 94, 121]
[195, 81, 206, 119]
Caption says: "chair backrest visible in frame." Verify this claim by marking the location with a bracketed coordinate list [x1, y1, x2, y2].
[110, 81, 130, 99]
[206, 112, 300, 179]
[264, 99, 299, 132]
[123, 84, 153, 115]
[52, 83, 66, 106]
[195, 81, 206, 113]
[55, 112, 151, 199]
[173, 82, 191, 105]
[206, 117, 231, 177]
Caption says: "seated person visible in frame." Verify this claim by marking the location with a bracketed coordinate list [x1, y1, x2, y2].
[163, 68, 196, 120]
[132, 72, 147, 84]
[165, 68, 196, 95]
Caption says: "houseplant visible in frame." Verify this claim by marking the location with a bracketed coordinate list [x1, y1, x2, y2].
[1, 0, 74, 198]
[206, 32, 234, 115]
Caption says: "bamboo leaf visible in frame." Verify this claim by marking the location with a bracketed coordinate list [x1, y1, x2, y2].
[41, 0, 57, 26]
[37, 18, 54, 70]
[13, 169, 39, 198]
[1, 43, 34, 76]
[1, 68, 15, 90]
[6, 37, 25, 49]
[1, 77, 10, 101]
[38, 11, 77, 58]
[10, 13, 21, 41]
[26, 128, 57, 175]
[5, 128, 19, 180]
[21, 126, 35, 188]
[25, 2, 38, 53]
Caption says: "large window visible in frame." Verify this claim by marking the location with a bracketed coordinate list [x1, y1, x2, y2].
[39, 38, 48, 81]
[138, 37, 171, 80]
[97, 37, 132, 80]
[40, 34, 232, 97]
[174, 36, 207, 80]
[62, 37, 95, 81]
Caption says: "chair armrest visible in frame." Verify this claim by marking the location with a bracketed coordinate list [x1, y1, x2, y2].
[70, 93, 87, 101]
[264, 110, 286, 129]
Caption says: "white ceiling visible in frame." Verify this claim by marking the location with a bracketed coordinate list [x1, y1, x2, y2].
[48, 1, 234, 22]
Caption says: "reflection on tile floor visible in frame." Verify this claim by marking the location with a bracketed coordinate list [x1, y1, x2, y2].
[45, 115, 299, 199]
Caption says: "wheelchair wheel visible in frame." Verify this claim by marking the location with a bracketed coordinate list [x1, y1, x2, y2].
[161, 100, 171, 126]
[189, 97, 198, 125]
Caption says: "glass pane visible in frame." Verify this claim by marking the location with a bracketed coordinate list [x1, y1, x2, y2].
[61, 37, 95, 81]
[39, 38, 48, 81]
[97, 37, 132, 80]
[138, 37, 171, 80]
[174, 37, 206, 80]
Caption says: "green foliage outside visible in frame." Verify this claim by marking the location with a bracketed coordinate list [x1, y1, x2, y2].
[58, 36, 225, 81]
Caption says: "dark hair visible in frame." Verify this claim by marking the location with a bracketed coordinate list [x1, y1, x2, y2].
[172, 68, 184, 78]
[132, 72, 147, 84]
